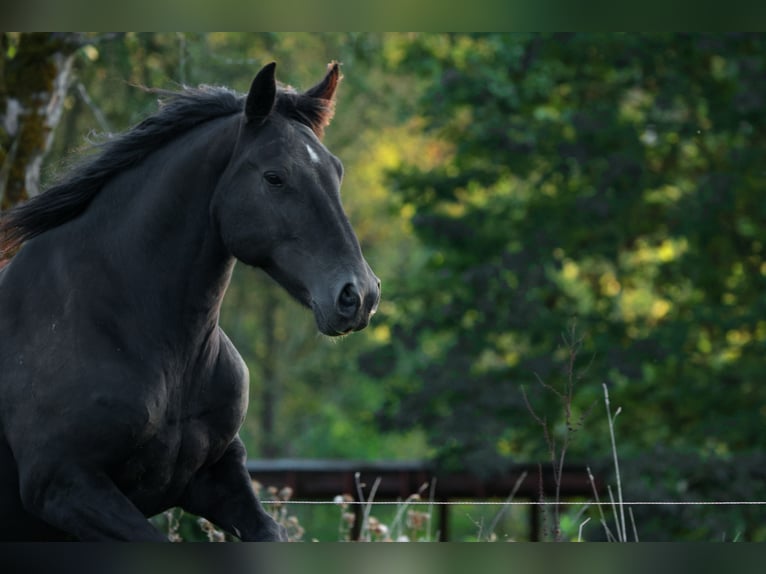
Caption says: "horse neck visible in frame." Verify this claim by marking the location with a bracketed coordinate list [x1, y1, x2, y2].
[83, 114, 241, 336]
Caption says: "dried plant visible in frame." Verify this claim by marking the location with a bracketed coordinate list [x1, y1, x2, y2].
[521, 320, 596, 540]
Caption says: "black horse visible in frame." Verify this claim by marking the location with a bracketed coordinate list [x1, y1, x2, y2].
[0, 62, 380, 541]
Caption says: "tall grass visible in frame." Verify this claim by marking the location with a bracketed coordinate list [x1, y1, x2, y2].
[520, 322, 640, 542]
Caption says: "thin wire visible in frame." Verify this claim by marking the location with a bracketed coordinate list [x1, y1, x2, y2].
[263, 499, 766, 507]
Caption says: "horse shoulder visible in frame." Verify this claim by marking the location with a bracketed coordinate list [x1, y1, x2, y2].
[214, 327, 249, 392]
[194, 327, 250, 441]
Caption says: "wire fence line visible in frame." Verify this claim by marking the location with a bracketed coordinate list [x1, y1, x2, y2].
[263, 499, 766, 507]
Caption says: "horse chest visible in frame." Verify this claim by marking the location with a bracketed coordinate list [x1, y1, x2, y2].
[118, 416, 240, 513]
[118, 358, 249, 511]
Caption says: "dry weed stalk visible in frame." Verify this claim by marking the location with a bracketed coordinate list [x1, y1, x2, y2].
[521, 321, 595, 540]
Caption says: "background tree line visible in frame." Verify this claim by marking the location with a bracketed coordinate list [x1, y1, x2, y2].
[2, 33, 765, 540]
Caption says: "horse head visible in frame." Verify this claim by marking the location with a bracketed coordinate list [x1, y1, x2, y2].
[212, 62, 380, 336]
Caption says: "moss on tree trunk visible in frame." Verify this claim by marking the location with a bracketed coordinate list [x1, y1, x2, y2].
[1, 33, 80, 211]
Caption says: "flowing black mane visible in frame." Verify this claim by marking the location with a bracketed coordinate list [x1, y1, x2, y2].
[0, 80, 335, 257]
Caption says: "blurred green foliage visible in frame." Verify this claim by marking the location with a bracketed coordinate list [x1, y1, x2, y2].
[373, 33, 766, 540]
[7, 33, 766, 540]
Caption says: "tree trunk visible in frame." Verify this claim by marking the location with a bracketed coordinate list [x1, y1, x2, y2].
[0, 33, 80, 212]
[258, 284, 281, 458]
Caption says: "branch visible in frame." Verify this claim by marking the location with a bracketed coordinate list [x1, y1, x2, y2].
[76, 81, 111, 133]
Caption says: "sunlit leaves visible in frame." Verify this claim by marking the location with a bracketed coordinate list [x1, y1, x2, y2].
[380, 34, 766, 488]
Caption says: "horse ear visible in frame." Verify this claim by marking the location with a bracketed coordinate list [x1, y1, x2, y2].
[304, 61, 342, 101]
[246, 62, 277, 124]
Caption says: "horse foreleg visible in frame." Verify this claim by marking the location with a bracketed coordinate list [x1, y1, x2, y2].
[0, 442, 70, 541]
[179, 437, 286, 541]
[18, 464, 168, 541]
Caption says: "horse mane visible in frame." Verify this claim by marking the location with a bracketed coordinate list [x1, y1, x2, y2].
[0, 80, 335, 257]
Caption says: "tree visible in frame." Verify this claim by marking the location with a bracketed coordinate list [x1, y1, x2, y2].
[376, 33, 766, 537]
[0, 34, 87, 213]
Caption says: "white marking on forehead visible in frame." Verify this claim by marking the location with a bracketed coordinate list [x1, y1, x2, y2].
[306, 143, 321, 165]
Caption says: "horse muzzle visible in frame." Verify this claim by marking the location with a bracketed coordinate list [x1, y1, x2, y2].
[326, 273, 381, 335]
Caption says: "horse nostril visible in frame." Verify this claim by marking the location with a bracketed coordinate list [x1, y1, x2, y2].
[337, 283, 360, 318]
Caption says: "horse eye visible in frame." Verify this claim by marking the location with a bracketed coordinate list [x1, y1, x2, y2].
[263, 171, 283, 187]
